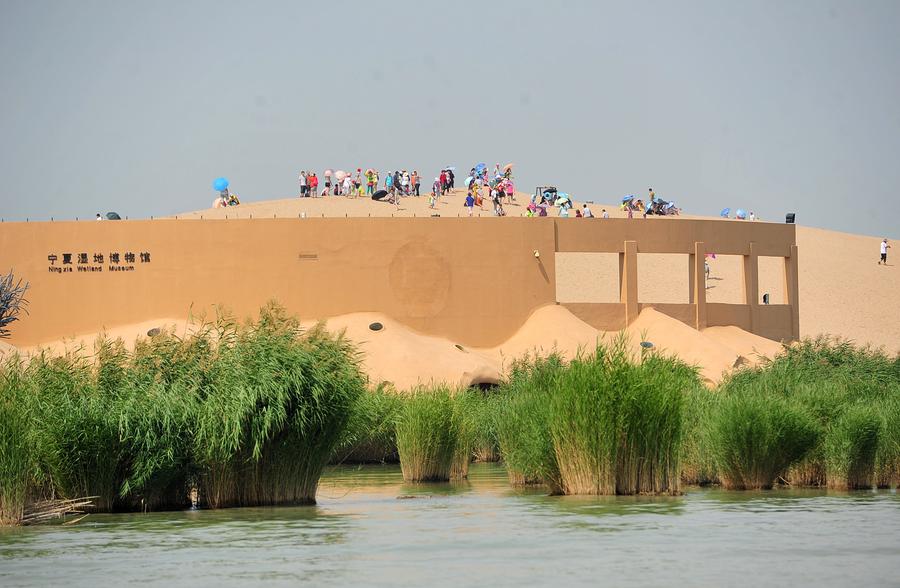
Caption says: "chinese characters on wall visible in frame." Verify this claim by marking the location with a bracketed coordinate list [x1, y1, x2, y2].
[47, 251, 151, 274]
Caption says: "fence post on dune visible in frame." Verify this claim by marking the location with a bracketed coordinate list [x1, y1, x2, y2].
[693, 241, 707, 329]
[784, 244, 800, 341]
[621, 240, 639, 325]
[743, 241, 759, 334]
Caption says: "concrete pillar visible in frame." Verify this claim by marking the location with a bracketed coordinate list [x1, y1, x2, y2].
[743, 242, 759, 334]
[784, 244, 800, 341]
[693, 242, 707, 329]
[621, 240, 638, 325]
[688, 253, 696, 303]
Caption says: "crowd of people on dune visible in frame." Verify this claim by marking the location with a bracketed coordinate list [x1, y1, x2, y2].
[212, 165, 691, 221]
[296, 168, 458, 207]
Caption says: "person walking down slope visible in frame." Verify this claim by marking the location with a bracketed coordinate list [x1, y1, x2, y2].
[879, 239, 891, 265]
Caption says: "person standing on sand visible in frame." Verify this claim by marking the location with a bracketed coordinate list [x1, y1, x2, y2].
[448, 169, 455, 191]
[879, 239, 891, 264]
[582, 204, 593, 218]
[439, 170, 448, 195]
[365, 170, 375, 196]
[299, 171, 307, 197]
[430, 177, 440, 209]
[602, 209, 609, 219]
[465, 190, 475, 217]
[411, 170, 420, 196]
[649, 188, 655, 204]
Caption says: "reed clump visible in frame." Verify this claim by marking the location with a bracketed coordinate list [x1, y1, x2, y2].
[494, 353, 564, 490]
[717, 337, 899, 490]
[495, 339, 698, 496]
[0, 361, 36, 525]
[823, 404, 881, 490]
[709, 392, 820, 490]
[333, 383, 403, 464]
[0, 303, 366, 524]
[395, 386, 460, 482]
[193, 307, 365, 507]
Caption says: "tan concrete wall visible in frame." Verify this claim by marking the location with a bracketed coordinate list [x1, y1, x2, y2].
[0, 217, 797, 347]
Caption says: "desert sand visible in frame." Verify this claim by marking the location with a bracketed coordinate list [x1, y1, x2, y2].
[10, 304, 784, 388]
[5, 188, 894, 390]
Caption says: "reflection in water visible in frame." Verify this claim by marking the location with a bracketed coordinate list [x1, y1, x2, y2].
[2, 463, 898, 587]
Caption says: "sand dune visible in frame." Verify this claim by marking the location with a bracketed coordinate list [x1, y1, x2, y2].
[312, 312, 501, 391]
[13, 305, 787, 389]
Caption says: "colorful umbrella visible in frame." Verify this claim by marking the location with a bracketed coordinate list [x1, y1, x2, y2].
[324, 169, 333, 177]
[720, 208, 730, 217]
[335, 170, 348, 180]
[464, 176, 474, 187]
[622, 195, 635, 204]
[503, 163, 514, 172]
[212, 177, 229, 191]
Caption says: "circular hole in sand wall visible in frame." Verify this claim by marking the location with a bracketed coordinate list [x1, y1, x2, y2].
[369, 322, 384, 332]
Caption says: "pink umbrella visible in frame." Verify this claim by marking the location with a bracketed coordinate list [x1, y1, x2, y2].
[324, 169, 333, 177]
[335, 170, 348, 180]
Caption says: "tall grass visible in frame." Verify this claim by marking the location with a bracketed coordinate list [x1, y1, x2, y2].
[494, 353, 564, 490]
[709, 392, 820, 490]
[0, 360, 35, 524]
[333, 383, 402, 464]
[548, 341, 691, 495]
[193, 308, 365, 507]
[27, 349, 127, 512]
[395, 386, 460, 482]
[875, 395, 900, 488]
[495, 340, 696, 495]
[719, 337, 899, 489]
[680, 386, 721, 486]
[0, 303, 366, 523]
[824, 404, 880, 490]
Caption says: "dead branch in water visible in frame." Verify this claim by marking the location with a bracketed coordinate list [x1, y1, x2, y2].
[21, 497, 96, 526]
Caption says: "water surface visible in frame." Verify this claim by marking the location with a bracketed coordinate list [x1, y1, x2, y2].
[1, 464, 898, 586]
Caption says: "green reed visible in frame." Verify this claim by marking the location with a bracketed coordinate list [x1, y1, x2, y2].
[709, 392, 820, 490]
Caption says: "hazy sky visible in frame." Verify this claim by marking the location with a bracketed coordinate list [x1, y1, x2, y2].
[1, 0, 898, 236]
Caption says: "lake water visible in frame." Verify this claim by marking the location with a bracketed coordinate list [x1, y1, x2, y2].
[1, 463, 898, 587]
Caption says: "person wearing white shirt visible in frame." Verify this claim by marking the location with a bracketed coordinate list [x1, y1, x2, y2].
[879, 239, 891, 265]
[298, 171, 308, 197]
[601, 209, 609, 219]
[582, 204, 593, 218]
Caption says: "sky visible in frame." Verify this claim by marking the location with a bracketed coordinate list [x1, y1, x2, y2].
[0, 0, 898, 236]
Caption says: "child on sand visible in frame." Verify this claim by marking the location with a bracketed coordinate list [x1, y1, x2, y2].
[465, 191, 475, 216]
[879, 239, 891, 264]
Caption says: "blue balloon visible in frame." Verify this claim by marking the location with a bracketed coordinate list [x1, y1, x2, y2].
[213, 177, 230, 191]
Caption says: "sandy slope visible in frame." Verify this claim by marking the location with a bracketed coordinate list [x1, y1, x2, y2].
[13, 305, 786, 389]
